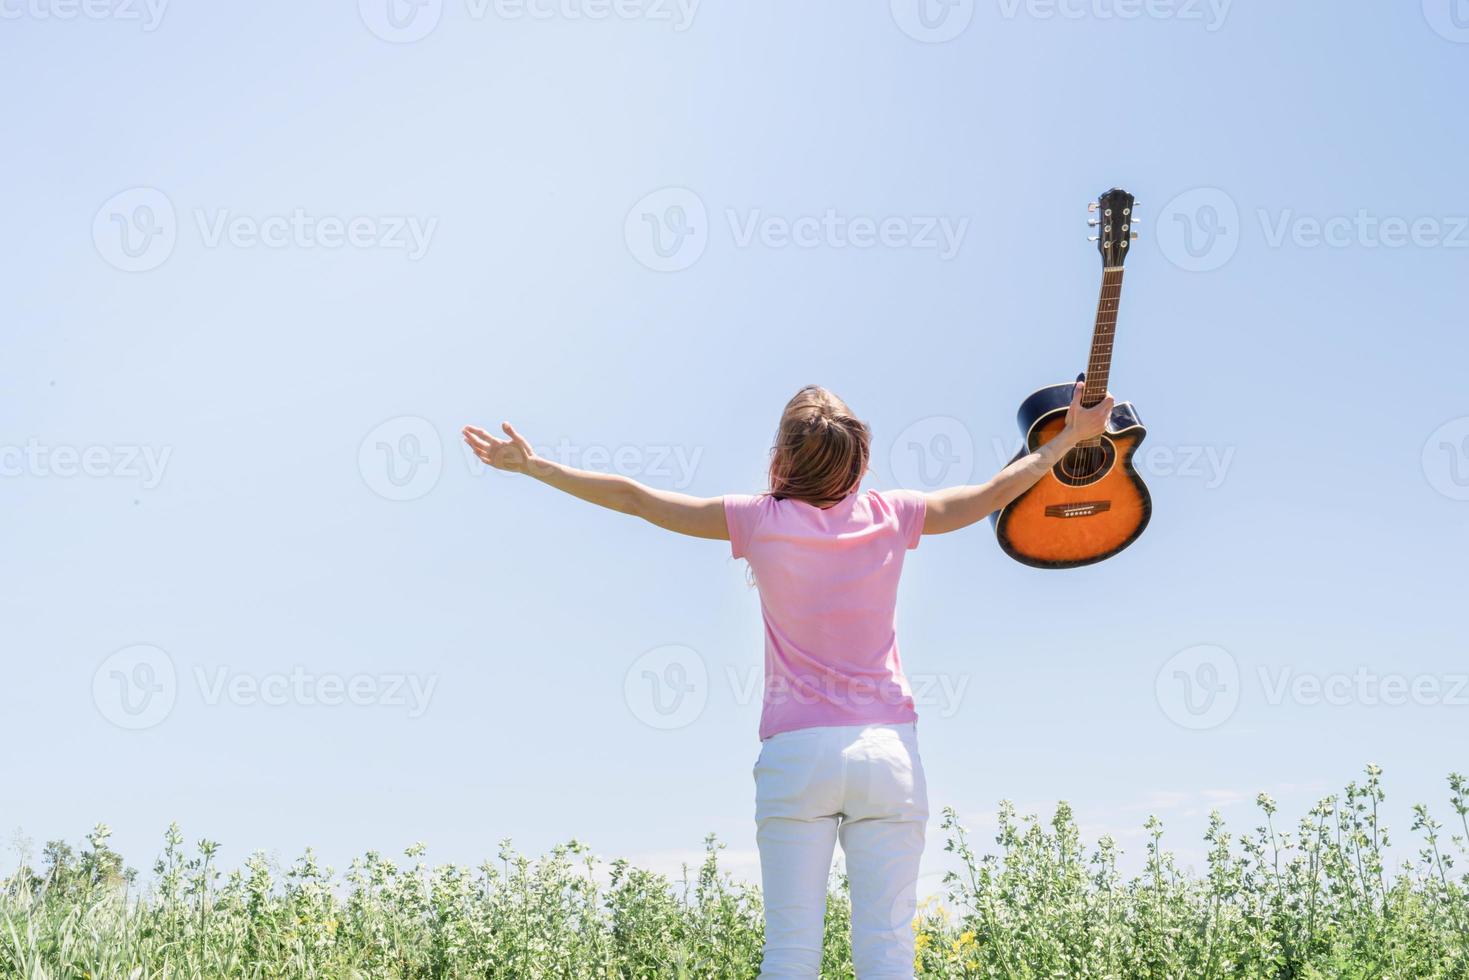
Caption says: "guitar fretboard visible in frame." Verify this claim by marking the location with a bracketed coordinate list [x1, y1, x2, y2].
[1077, 266, 1124, 448]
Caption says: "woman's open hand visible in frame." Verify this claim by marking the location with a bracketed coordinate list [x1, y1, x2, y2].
[1063, 382, 1115, 442]
[463, 422, 537, 474]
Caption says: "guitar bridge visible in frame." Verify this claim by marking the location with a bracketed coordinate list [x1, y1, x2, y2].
[1044, 500, 1112, 519]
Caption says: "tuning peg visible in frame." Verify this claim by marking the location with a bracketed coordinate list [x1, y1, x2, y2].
[1088, 202, 1099, 213]
[1088, 235, 1100, 242]
[1088, 219, 1100, 227]
[1130, 231, 1139, 240]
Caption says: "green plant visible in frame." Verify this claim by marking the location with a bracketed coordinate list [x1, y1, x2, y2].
[3, 766, 1466, 979]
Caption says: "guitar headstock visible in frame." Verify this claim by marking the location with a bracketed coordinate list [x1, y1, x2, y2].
[1087, 187, 1138, 268]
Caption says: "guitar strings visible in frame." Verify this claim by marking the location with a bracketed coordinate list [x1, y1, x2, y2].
[1073, 268, 1122, 483]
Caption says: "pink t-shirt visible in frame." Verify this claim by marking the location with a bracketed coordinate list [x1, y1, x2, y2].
[724, 488, 926, 740]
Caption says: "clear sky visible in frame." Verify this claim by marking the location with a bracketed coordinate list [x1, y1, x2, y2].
[3, 1, 1467, 889]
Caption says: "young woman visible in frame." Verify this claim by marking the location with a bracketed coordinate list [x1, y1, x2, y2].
[463, 382, 1114, 979]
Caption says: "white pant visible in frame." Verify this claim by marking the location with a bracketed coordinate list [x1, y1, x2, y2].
[753, 722, 928, 979]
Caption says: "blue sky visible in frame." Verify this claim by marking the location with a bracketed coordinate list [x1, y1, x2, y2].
[3, 1, 1467, 889]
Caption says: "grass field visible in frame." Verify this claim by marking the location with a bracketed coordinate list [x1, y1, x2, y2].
[4, 766, 1467, 978]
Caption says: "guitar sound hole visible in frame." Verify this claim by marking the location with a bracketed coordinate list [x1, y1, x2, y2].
[1055, 441, 1115, 487]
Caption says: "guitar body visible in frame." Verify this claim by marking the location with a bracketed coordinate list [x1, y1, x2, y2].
[992, 381, 1152, 569]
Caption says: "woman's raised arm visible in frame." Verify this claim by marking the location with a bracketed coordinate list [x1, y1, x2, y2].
[920, 384, 1114, 535]
[462, 423, 730, 541]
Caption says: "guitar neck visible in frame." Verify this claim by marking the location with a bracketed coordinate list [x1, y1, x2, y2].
[1077, 266, 1124, 446]
[1082, 267, 1124, 405]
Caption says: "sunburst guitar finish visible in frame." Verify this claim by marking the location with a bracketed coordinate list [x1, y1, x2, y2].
[992, 382, 1151, 568]
[992, 186, 1151, 569]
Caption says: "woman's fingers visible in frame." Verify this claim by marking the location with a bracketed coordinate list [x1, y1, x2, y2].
[462, 422, 533, 471]
[501, 422, 533, 454]
[462, 427, 526, 471]
[463, 431, 505, 469]
[461, 424, 494, 442]
[462, 426, 503, 451]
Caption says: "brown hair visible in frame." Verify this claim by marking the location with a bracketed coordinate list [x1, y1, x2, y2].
[767, 385, 870, 507]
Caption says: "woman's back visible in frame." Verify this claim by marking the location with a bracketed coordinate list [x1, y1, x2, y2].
[725, 488, 927, 740]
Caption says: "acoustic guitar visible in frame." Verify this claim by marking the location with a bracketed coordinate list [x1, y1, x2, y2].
[992, 187, 1152, 569]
